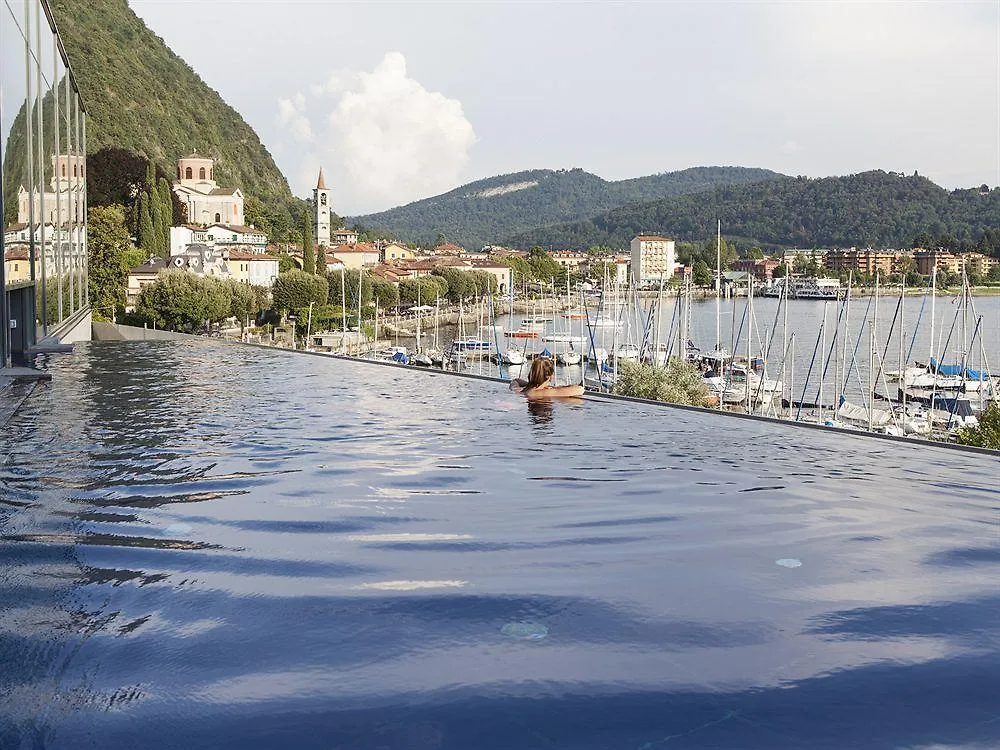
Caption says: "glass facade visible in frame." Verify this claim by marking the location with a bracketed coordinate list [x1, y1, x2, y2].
[1, 0, 87, 367]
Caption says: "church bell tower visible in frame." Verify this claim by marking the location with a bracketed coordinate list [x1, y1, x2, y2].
[314, 168, 331, 247]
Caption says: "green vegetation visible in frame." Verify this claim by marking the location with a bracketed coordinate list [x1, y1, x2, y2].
[325, 269, 372, 310]
[133, 270, 265, 331]
[4, 0, 311, 236]
[302, 212, 315, 275]
[399, 276, 447, 306]
[613, 359, 712, 407]
[87, 204, 133, 320]
[955, 403, 1000, 451]
[511, 171, 1000, 252]
[271, 270, 328, 313]
[352, 166, 780, 250]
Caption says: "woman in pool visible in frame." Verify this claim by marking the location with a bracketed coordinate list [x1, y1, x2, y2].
[513, 358, 585, 400]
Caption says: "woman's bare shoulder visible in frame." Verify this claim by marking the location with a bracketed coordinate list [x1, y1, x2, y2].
[525, 384, 585, 400]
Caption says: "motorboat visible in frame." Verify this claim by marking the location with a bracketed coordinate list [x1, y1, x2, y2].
[412, 352, 433, 367]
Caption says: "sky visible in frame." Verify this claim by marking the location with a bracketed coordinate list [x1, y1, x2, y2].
[128, 1, 999, 216]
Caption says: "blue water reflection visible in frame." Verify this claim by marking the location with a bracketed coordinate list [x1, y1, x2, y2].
[1, 340, 999, 749]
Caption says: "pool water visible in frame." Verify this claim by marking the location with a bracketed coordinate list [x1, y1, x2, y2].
[2, 340, 999, 749]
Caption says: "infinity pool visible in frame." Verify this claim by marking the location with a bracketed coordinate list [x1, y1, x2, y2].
[2, 340, 999, 749]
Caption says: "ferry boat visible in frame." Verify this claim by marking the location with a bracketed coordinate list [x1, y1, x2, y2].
[763, 277, 842, 300]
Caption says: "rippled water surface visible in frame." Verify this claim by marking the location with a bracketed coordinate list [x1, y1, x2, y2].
[2, 340, 999, 749]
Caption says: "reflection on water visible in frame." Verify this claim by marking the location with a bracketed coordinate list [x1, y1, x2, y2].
[1, 340, 999, 749]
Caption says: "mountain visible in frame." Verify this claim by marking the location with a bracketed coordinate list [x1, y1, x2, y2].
[3, 0, 303, 231]
[509, 171, 1000, 251]
[350, 166, 780, 250]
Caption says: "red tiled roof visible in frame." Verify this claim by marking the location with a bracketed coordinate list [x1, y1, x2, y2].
[432, 242, 465, 255]
[636, 235, 670, 242]
[332, 242, 378, 253]
[4, 248, 29, 261]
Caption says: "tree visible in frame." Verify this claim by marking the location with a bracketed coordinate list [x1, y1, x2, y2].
[772, 263, 788, 279]
[691, 259, 712, 286]
[467, 270, 498, 296]
[747, 246, 764, 260]
[271, 269, 328, 313]
[146, 161, 165, 256]
[225, 280, 267, 333]
[399, 277, 446, 305]
[137, 193, 156, 256]
[302, 211, 315, 274]
[87, 204, 134, 321]
[326, 268, 373, 310]
[158, 177, 174, 247]
[134, 270, 232, 331]
[431, 267, 471, 302]
[371, 277, 399, 308]
[955, 402, 1000, 450]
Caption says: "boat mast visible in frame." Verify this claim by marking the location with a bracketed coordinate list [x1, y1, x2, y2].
[819, 301, 828, 423]
[341, 266, 347, 354]
[716, 219, 722, 353]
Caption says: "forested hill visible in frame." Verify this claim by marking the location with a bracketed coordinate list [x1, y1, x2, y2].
[351, 166, 780, 249]
[7, 0, 300, 221]
[509, 171, 1000, 251]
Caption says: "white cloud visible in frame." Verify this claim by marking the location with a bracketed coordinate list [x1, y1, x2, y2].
[276, 93, 313, 143]
[285, 52, 476, 214]
[779, 140, 803, 155]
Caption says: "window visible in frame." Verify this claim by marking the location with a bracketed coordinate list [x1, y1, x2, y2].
[215, 213, 221, 223]
[61, 164, 66, 177]
[199, 167, 206, 180]
[73, 164, 77, 177]
[320, 194, 327, 206]
[185, 167, 193, 179]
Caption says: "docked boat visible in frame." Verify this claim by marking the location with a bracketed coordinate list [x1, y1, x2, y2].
[559, 349, 581, 366]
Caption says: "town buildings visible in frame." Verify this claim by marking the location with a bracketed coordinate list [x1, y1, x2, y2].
[172, 153, 244, 227]
[16, 153, 87, 226]
[630, 235, 676, 284]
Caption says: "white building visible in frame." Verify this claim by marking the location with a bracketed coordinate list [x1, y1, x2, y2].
[630, 234, 676, 284]
[170, 224, 268, 256]
[16, 152, 86, 226]
[226, 250, 279, 287]
[313, 167, 356, 248]
[314, 168, 332, 247]
[172, 152, 244, 227]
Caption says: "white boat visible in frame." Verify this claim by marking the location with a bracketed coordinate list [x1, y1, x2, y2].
[559, 349, 581, 366]
[451, 337, 492, 353]
[614, 344, 641, 361]
[412, 352, 433, 367]
[585, 347, 609, 364]
[542, 333, 586, 344]
[587, 316, 620, 328]
[502, 349, 525, 365]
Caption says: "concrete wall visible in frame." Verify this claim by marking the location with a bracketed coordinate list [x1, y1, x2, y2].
[49, 307, 92, 344]
[92, 322, 207, 342]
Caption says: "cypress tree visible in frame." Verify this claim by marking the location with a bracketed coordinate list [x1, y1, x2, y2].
[302, 211, 315, 275]
[138, 192, 155, 255]
[158, 177, 174, 251]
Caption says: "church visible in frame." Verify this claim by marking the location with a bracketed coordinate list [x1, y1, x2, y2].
[172, 152, 244, 227]
[312, 168, 356, 247]
[16, 152, 87, 226]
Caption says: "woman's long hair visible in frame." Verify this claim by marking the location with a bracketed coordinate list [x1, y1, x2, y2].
[526, 358, 554, 389]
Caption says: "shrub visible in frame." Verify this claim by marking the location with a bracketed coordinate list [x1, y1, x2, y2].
[614, 358, 711, 407]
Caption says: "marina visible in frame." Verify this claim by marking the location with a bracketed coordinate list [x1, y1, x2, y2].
[297, 275, 1000, 443]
